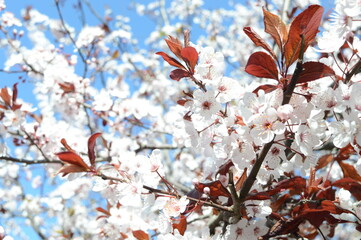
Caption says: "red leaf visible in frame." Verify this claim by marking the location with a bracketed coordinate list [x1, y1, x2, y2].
[298, 62, 335, 84]
[156, 52, 186, 70]
[181, 47, 198, 73]
[60, 138, 76, 153]
[284, 5, 324, 67]
[315, 154, 333, 170]
[216, 160, 234, 176]
[252, 84, 278, 95]
[58, 82, 75, 94]
[235, 168, 247, 192]
[56, 152, 90, 170]
[12, 83, 18, 104]
[0, 87, 11, 107]
[88, 132, 102, 167]
[172, 215, 187, 236]
[11, 103, 22, 111]
[262, 8, 288, 51]
[267, 201, 347, 238]
[277, 176, 306, 193]
[245, 51, 279, 80]
[338, 161, 361, 181]
[243, 27, 276, 59]
[246, 192, 271, 201]
[57, 164, 89, 177]
[165, 36, 183, 59]
[96, 207, 111, 216]
[170, 69, 190, 81]
[335, 144, 356, 161]
[332, 178, 361, 200]
[132, 230, 149, 240]
[195, 180, 231, 198]
[271, 193, 290, 212]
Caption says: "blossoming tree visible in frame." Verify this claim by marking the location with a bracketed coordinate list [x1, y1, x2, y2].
[0, 0, 361, 239]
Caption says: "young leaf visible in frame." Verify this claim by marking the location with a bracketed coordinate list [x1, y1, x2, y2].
[0, 87, 11, 106]
[181, 46, 198, 73]
[156, 52, 186, 70]
[60, 138, 76, 153]
[170, 69, 190, 81]
[298, 62, 335, 84]
[337, 161, 361, 181]
[263, 8, 288, 51]
[132, 230, 150, 240]
[172, 215, 187, 236]
[252, 84, 278, 95]
[335, 144, 356, 161]
[88, 132, 102, 167]
[165, 36, 183, 59]
[315, 154, 333, 170]
[195, 180, 231, 198]
[12, 83, 18, 104]
[58, 82, 75, 94]
[57, 164, 89, 177]
[56, 152, 90, 170]
[332, 178, 361, 200]
[243, 27, 276, 59]
[235, 168, 247, 191]
[245, 51, 279, 80]
[284, 5, 324, 67]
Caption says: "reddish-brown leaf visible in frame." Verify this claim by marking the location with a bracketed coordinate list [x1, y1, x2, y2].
[88, 132, 102, 167]
[216, 160, 234, 176]
[315, 154, 333, 170]
[170, 69, 190, 81]
[246, 192, 271, 201]
[263, 8, 288, 51]
[60, 138, 76, 153]
[195, 180, 231, 198]
[319, 200, 346, 214]
[0, 87, 11, 106]
[11, 103, 22, 111]
[57, 164, 89, 177]
[181, 47, 198, 73]
[245, 51, 279, 80]
[132, 230, 149, 240]
[95, 207, 111, 216]
[58, 82, 75, 94]
[243, 27, 276, 59]
[332, 178, 361, 200]
[315, 179, 335, 201]
[165, 36, 183, 59]
[56, 152, 90, 170]
[275, 176, 306, 195]
[338, 161, 361, 181]
[271, 193, 290, 212]
[235, 168, 247, 192]
[335, 144, 356, 161]
[306, 168, 322, 197]
[12, 83, 18, 104]
[298, 62, 335, 84]
[267, 203, 346, 238]
[252, 84, 278, 95]
[156, 52, 186, 70]
[284, 5, 324, 67]
[172, 215, 187, 236]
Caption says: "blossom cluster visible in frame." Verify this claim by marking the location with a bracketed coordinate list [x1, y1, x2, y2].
[0, 0, 360, 239]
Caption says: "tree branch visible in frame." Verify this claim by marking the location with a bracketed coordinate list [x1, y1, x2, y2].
[239, 35, 306, 203]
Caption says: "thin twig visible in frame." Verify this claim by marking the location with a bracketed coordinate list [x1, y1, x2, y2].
[55, 0, 87, 65]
